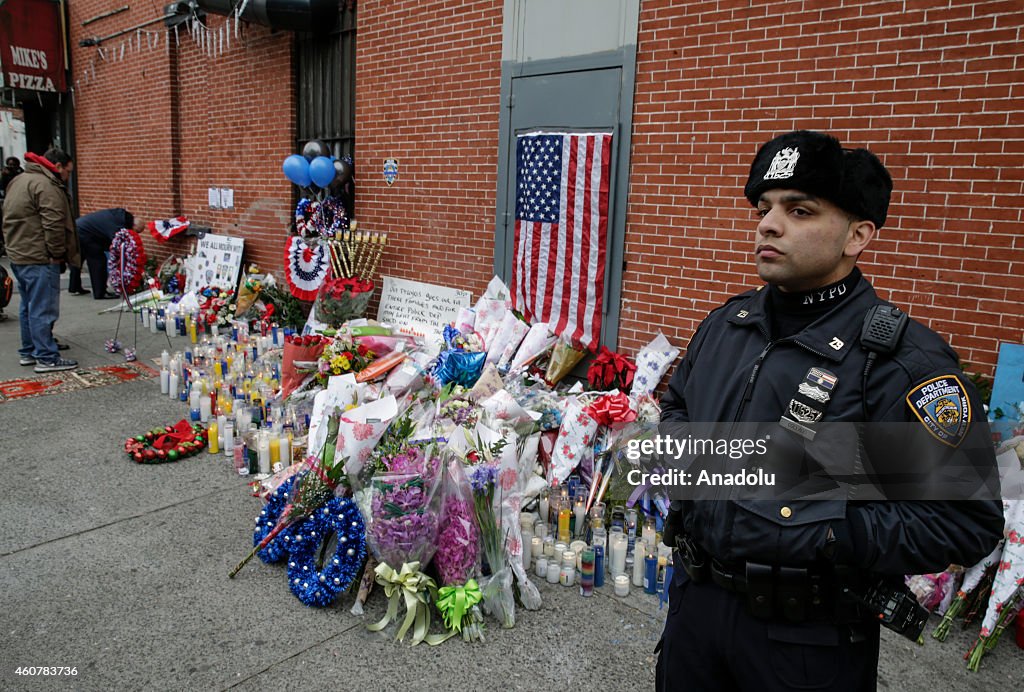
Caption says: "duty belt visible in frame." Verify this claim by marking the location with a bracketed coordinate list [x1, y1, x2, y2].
[676, 534, 866, 623]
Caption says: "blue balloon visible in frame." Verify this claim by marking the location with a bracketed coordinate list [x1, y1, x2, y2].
[283, 154, 311, 187]
[309, 156, 336, 188]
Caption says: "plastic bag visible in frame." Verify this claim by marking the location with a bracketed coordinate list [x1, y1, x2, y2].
[360, 446, 443, 569]
[435, 457, 482, 586]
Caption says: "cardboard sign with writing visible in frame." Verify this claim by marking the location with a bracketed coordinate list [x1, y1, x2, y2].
[185, 234, 245, 292]
[377, 276, 471, 336]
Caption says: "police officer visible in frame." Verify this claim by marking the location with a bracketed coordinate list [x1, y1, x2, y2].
[655, 131, 1004, 691]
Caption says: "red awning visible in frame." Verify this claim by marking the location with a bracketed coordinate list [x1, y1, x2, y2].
[0, 0, 68, 93]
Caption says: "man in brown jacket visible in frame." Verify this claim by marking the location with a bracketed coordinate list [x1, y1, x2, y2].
[2, 148, 80, 372]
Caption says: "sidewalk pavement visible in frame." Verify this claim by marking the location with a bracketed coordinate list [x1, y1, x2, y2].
[1, 258, 1021, 691]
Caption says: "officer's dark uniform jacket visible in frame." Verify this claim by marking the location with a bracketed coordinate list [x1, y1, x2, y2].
[661, 274, 1004, 585]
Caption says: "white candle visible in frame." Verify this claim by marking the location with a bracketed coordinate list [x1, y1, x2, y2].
[520, 530, 533, 570]
[610, 533, 628, 577]
[141, 308, 150, 328]
[199, 396, 212, 423]
[535, 556, 548, 579]
[161, 349, 170, 370]
[222, 421, 235, 456]
[159, 368, 169, 394]
[539, 494, 549, 523]
[614, 574, 630, 597]
[216, 415, 228, 445]
[149, 310, 158, 333]
[531, 536, 543, 559]
[633, 539, 647, 586]
[546, 561, 560, 584]
[574, 502, 586, 539]
[278, 435, 290, 468]
[167, 373, 179, 400]
[257, 432, 271, 474]
[553, 542, 567, 568]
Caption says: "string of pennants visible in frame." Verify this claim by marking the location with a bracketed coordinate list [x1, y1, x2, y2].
[74, 10, 251, 98]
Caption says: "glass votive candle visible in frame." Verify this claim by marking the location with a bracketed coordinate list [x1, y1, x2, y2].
[614, 574, 630, 597]
[535, 556, 548, 579]
[546, 560, 560, 584]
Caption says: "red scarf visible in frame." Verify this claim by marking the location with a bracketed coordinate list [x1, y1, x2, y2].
[24, 151, 60, 175]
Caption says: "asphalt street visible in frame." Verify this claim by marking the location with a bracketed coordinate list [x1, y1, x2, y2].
[0, 258, 1021, 691]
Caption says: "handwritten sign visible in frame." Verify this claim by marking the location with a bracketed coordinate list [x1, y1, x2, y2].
[185, 234, 245, 292]
[377, 276, 471, 334]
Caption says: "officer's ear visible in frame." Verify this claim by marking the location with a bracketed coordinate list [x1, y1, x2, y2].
[843, 218, 875, 258]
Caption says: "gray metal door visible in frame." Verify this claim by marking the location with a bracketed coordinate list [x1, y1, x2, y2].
[499, 65, 624, 347]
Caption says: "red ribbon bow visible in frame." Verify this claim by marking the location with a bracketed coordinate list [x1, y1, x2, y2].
[586, 392, 637, 426]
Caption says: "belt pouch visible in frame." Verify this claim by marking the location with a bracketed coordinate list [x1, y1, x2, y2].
[776, 566, 809, 622]
[745, 562, 774, 618]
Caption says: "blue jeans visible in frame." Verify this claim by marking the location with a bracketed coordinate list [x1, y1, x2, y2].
[11, 263, 61, 363]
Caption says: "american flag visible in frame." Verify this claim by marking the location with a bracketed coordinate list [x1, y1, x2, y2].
[511, 131, 612, 352]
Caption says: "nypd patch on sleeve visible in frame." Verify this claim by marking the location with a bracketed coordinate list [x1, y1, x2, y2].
[906, 375, 972, 448]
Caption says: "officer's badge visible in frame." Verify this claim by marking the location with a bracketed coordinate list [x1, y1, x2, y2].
[764, 147, 800, 179]
[780, 368, 839, 440]
[906, 375, 971, 448]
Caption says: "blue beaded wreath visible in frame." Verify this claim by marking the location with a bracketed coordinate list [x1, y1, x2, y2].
[253, 476, 296, 564]
[286, 496, 367, 607]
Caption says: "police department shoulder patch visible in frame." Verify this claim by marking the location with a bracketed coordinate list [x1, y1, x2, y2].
[906, 375, 971, 448]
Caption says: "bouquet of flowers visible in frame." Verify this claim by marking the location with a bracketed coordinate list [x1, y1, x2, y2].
[361, 442, 446, 645]
[317, 333, 376, 385]
[314, 272, 375, 327]
[155, 255, 187, 295]
[434, 457, 485, 641]
[196, 286, 236, 328]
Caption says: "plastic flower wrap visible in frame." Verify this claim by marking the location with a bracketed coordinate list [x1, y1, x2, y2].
[313, 272, 375, 327]
[434, 457, 485, 641]
[548, 396, 599, 486]
[587, 346, 637, 391]
[545, 334, 587, 386]
[629, 332, 681, 397]
[468, 462, 511, 626]
[361, 443, 446, 645]
[508, 322, 556, 372]
[360, 441, 443, 568]
[235, 265, 275, 317]
[485, 311, 530, 367]
[281, 334, 331, 400]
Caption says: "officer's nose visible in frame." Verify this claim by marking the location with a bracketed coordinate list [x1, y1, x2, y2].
[756, 206, 783, 238]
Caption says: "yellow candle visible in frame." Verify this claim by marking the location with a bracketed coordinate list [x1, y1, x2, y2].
[269, 436, 280, 464]
[214, 361, 223, 379]
[208, 422, 219, 454]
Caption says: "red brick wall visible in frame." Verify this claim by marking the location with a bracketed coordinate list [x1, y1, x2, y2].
[68, 2, 294, 276]
[68, 1, 1023, 378]
[624, 0, 1024, 378]
[355, 0, 504, 303]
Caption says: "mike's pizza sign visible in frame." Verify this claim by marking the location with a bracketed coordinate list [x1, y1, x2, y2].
[0, 0, 67, 93]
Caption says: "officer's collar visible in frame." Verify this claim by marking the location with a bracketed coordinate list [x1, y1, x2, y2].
[726, 273, 878, 362]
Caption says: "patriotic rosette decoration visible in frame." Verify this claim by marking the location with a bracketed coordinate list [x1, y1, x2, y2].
[147, 216, 190, 243]
[108, 227, 148, 295]
[284, 236, 329, 301]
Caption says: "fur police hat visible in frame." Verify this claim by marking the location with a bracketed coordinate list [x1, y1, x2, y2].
[744, 130, 893, 228]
